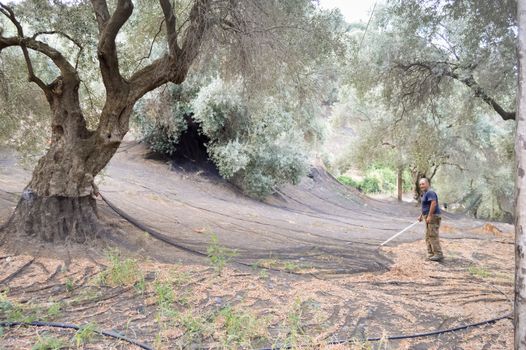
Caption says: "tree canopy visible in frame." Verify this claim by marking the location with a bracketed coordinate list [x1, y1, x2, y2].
[328, 0, 517, 220]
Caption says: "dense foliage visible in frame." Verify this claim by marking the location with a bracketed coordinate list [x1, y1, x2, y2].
[133, 83, 194, 156]
[133, 76, 324, 198]
[338, 166, 413, 194]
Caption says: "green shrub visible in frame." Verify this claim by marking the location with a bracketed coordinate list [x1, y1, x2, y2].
[337, 175, 360, 188]
[360, 176, 381, 193]
[402, 169, 413, 191]
[133, 99, 188, 156]
[96, 249, 144, 287]
[338, 166, 407, 194]
[193, 79, 309, 198]
[368, 166, 396, 192]
[338, 175, 380, 193]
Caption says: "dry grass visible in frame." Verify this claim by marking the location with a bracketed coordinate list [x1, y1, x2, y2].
[0, 225, 514, 349]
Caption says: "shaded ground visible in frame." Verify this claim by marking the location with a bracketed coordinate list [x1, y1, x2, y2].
[0, 142, 514, 349]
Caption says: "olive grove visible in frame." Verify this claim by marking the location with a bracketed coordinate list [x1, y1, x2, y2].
[0, 0, 345, 241]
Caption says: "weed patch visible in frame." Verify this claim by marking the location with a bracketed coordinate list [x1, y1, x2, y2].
[32, 335, 67, 350]
[207, 234, 237, 276]
[154, 280, 176, 317]
[96, 249, 144, 287]
[216, 306, 269, 348]
[74, 322, 98, 348]
[468, 265, 491, 278]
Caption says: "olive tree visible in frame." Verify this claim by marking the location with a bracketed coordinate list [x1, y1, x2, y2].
[365, 0, 517, 122]
[0, 0, 329, 242]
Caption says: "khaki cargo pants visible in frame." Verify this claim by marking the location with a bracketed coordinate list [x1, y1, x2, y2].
[424, 215, 443, 258]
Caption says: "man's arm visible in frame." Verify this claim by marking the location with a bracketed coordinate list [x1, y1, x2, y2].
[418, 192, 425, 221]
[427, 200, 437, 223]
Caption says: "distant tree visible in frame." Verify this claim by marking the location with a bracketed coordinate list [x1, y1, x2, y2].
[333, 85, 514, 215]
[351, 0, 517, 121]
[333, 0, 516, 217]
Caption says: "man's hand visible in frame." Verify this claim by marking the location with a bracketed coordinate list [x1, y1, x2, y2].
[418, 215, 423, 222]
[426, 215, 432, 224]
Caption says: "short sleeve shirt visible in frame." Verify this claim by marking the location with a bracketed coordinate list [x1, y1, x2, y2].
[422, 189, 441, 215]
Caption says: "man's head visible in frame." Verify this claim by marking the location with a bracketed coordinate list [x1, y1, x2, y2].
[419, 178, 430, 193]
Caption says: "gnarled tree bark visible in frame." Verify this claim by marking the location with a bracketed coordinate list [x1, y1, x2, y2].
[11, 75, 126, 242]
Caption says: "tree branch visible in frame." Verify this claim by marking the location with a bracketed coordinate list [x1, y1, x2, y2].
[396, 61, 516, 121]
[0, 36, 77, 79]
[429, 163, 440, 180]
[90, 0, 133, 92]
[90, 0, 110, 32]
[32, 31, 83, 69]
[133, 18, 165, 72]
[179, 0, 211, 71]
[159, 0, 180, 55]
[128, 55, 171, 102]
[0, 2, 50, 95]
[129, 0, 211, 103]
[442, 161, 465, 171]
[381, 142, 397, 149]
[446, 70, 516, 121]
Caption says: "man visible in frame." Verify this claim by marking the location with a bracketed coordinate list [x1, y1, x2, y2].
[417, 178, 443, 261]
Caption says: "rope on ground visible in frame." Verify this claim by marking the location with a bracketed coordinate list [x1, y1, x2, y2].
[361, 312, 511, 342]
[0, 321, 153, 350]
[256, 313, 512, 350]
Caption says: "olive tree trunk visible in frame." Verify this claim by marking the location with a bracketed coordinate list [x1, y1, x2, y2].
[11, 77, 132, 242]
[515, 0, 526, 347]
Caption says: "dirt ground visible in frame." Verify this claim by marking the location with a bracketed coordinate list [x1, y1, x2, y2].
[0, 143, 514, 349]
